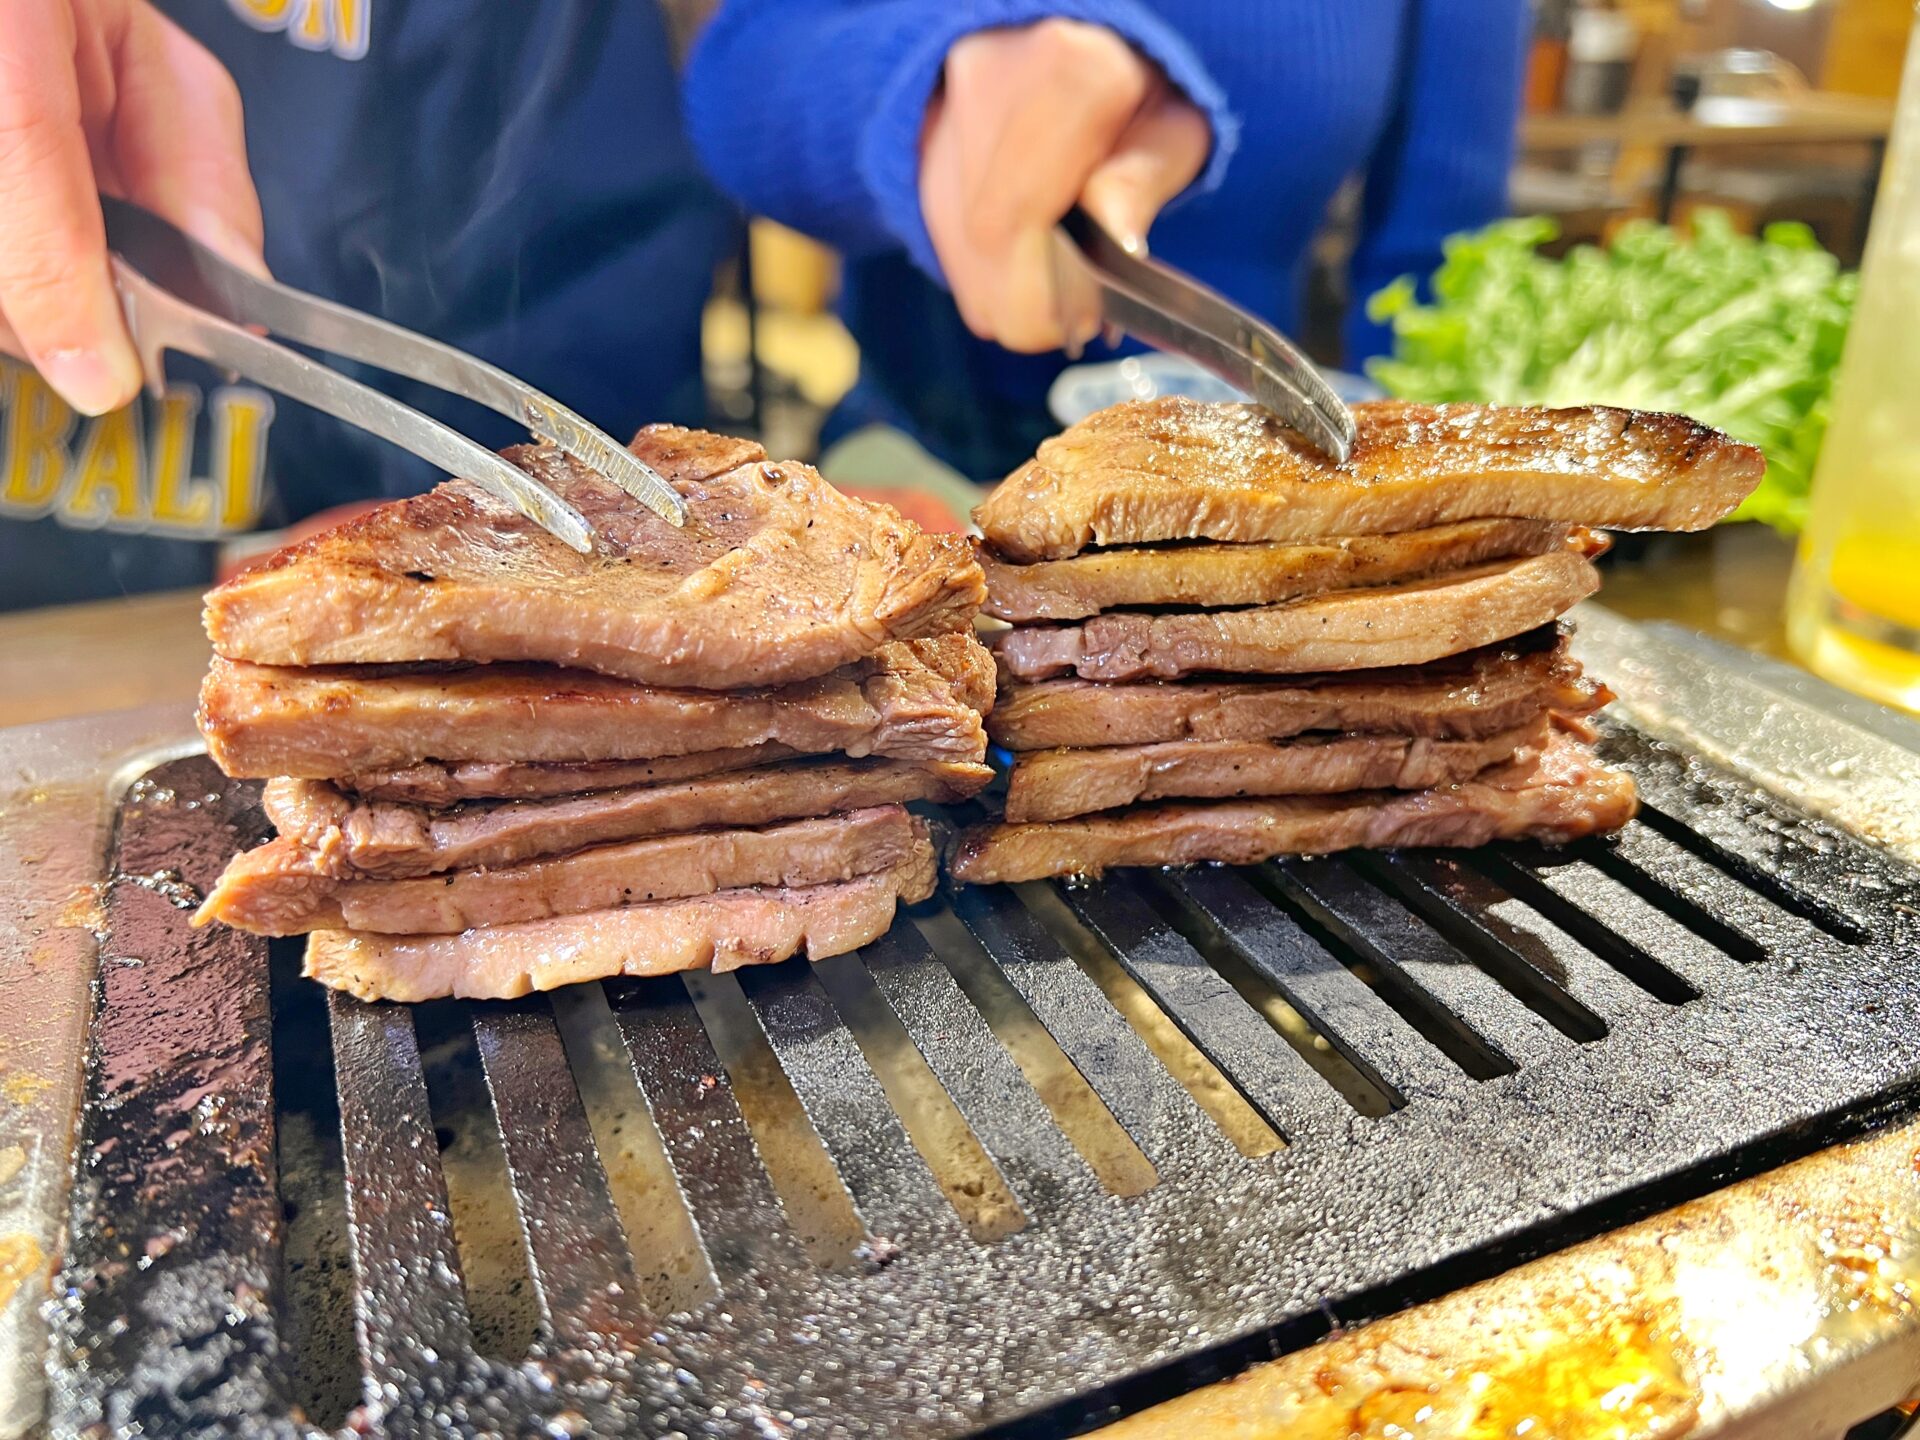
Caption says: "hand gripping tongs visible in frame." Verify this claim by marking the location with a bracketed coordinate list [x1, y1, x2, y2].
[100, 195, 687, 551]
[1054, 205, 1356, 465]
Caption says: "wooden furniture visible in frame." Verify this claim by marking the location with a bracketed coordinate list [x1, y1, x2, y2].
[1520, 94, 1895, 246]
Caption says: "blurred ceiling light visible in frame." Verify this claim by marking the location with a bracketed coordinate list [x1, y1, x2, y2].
[1758, 0, 1823, 11]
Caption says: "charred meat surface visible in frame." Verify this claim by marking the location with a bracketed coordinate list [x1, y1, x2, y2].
[206, 426, 985, 688]
[975, 397, 1765, 562]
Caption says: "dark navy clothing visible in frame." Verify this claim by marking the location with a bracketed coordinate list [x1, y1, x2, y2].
[688, 0, 1529, 480]
[1, 0, 731, 610]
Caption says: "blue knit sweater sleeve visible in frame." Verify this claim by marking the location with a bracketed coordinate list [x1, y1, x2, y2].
[683, 0, 1236, 282]
[1344, 0, 1529, 364]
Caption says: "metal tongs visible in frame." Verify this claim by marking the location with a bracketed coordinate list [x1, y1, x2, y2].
[1055, 205, 1356, 465]
[100, 195, 687, 551]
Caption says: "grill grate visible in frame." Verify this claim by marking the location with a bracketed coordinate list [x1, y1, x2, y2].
[46, 715, 1920, 1438]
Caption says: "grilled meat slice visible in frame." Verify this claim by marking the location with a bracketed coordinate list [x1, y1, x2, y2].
[199, 806, 922, 936]
[991, 551, 1598, 682]
[975, 398, 1764, 562]
[305, 838, 940, 1002]
[979, 518, 1572, 622]
[989, 630, 1606, 750]
[205, 425, 985, 688]
[199, 632, 995, 778]
[1003, 717, 1544, 824]
[951, 730, 1636, 884]
[263, 758, 990, 879]
[345, 750, 797, 804]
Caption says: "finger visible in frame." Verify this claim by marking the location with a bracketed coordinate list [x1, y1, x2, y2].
[934, 23, 1152, 351]
[949, 23, 1148, 259]
[0, 0, 144, 414]
[918, 87, 997, 340]
[111, 5, 265, 276]
[1078, 85, 1211, 250]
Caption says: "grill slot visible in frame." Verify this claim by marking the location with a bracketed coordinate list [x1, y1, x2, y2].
[910, 907, 1161, 1196]
[607, 975, 822, 1280]
[1583, 824, 1824, 960]
[1359, 852, 1624, 1037]
[472, 1003, 643, 1345]
[949, 882, 1234, 1171]
[51, 718, 1920, 1440]
[1478, 851, 1738, 999]
[738, 961, 975, 1246]
[548, 982, 717, 1311]
[1635, 799, 1872, 942]
[1022, 883, 1285, 1159]
[1272, 857, 1572, 1072]
[1171, 865, 1472, 1107]
[329, 997, 476, 1392]
[1596, 721, 1875, 941]
[860, 923, 1112, 1218]
[812, 951, 1029, 1241]
[413, 1002, 543, 1361]
[267, 941, 361, 1429]
[1056, 876, 1349, 1146]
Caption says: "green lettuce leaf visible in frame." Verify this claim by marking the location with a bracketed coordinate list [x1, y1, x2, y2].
[1365, 211, 1855, 533]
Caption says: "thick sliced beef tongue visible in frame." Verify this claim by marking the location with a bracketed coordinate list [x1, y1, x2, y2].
[205, 425, 984, 688]
[305, 837, 939, 1002]
[1002, 717, 1546, 824]
[198, 807, 923, 936]
[979, 517, 1573, 621]
[259, 758, 989, 879]
[987, 629, 1604, 750]
[975, 397, 1765, 562]
[199, 632, 995, 778]
[990, 551, 1600, 682]
[951, 730, 1638, 885]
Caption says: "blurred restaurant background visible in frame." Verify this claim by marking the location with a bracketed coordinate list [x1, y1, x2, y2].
[710, 0, 1909, 457]
[1, 0, 1915, 723]
[697, 0, 1916, 709]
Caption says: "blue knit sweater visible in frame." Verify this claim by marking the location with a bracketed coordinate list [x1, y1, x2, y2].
[686, 1, 1528, 478]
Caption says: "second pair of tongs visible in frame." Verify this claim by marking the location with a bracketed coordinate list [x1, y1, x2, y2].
[1056, 206, 1356, 465]
[100, 195, 686, 551]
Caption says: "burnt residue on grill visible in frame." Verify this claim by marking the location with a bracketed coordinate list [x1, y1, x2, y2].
[38, 728, 1920, 1439]
[42, 756, 304, 1437]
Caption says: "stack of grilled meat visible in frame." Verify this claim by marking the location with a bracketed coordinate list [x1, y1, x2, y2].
[952, 399, 1764, 884]
[195, 427, 993, 1001]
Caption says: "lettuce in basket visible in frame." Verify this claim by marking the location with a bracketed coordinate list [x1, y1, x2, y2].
[1366, 211, 1855, 533]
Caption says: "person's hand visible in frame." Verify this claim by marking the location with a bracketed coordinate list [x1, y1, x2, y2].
[0, 0, 263, 414]
[919, 18, 1209, 354]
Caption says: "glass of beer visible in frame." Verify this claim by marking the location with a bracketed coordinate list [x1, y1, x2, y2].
[1786, 18, 1920, 714]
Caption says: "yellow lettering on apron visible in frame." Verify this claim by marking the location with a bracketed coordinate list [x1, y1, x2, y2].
[329, 0, 371, 60]
[228, 0, 294, 21]
[226, 0, 367, 59]
[148, 387, 216, 532]
[64, 407, 145, 527]
[0, 365, 78, 516]
[212, 389, 275, 531]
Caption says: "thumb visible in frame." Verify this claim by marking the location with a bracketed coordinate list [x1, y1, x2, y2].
[1077, 86, 1212, 251]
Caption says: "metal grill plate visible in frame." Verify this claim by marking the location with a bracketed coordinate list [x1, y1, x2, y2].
[28, 614, 1920, 1439]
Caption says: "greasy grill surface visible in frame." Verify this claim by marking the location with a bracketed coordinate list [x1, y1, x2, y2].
[48, 724, 1920, 1438]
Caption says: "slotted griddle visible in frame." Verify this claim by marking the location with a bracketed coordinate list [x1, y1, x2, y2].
[36, 615, 1920, 1439]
